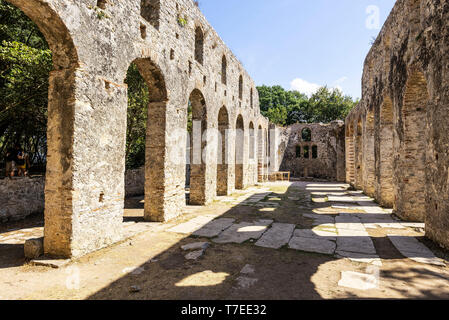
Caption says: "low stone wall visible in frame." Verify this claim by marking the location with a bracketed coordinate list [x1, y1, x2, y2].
[125, 167, 145, 197]
[0, 176, 45, 223]
[0, 167, 146, 223]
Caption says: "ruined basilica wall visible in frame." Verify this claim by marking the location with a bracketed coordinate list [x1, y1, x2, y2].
[5, 0, 270, 258]
[278, 121, 346, 180]
[345, 0, 449, 249]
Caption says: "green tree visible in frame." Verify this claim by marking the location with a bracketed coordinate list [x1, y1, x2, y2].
[125, 63, 149, 169]
[257, 84, 357, 125]
[0, 0, 52, 169]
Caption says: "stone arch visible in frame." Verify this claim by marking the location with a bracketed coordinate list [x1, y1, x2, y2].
[394, 66, 429, 222]
[363, 109, 376, 196]
[5, 0, 81, 258]
[217, 106, 230, 195]
[346, 123, 356, 185]
[194, 26, 204, 65]
[235, 114, 245, 189]
[221, 55, 227, 85]
[238, 75, 243, 100]
[377, 95, 394, 207]
[249, 121, 255, 160]
[312, 145, 318, 159]
[355, 118, 364, 189]
[257, 125, 264, 182]
[186, 88, 207, 205]
[301, 127, 312, 142]
[125, 58, 168, 223]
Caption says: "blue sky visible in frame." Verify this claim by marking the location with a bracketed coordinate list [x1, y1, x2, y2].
[200, 0, 396, 99]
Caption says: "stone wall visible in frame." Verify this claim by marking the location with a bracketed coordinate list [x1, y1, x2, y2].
[0, 177, 45, 223]
[5, 0, 271, 258]
[345, 0, 449, 249]
[278, 121, 346, 181]
[0, 168, 147, 223]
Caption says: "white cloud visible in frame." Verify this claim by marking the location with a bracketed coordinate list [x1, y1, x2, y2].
[290, 78, 320, 96]
[290, 76, 348, 96]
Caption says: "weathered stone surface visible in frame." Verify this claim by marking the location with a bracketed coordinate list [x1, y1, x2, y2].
[3, 0, 270, 259]
[293, 228, 337, 241]
[388, 235, 445, 266]
[181, 242, 210, 251]
[288, 236, 336, 255]
[185, 249, 205, 260]
[167, 216, 216, 235]
[344, 0, 449, 250]
[277, 122, 346, 181]
[24, 237, 44, 259]
[336, 251, 382, 266]
[338, 271, 378, 290]
[336, 236, 376, 255]
[255, 223, 295, 249]
[192, 218, 235, 238]
[213, 220, 273, 244]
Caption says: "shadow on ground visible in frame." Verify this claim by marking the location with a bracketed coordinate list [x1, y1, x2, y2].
[86, 182, 449, 300]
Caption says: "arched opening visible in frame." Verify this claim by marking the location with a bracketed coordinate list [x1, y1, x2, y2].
[123, 63, 150, 223]
[217, 106, 229, 196]
[221, 55, 227, 85]
[363, 110, 375, 196]
[355, 118, 363, 189]
[377, 95, 394, 207]
[194, 26, 204, 65]
[346, 123, 355, 185]
[0, 0, 80, 258]
[186, 89, 207, 205]
[125, 58, 168, 223]
[238, 75, 243, 100]
[249, 122, 255, 160]
[301, 128, 312, 142]
[303, 146, 310, 159]
[235, 115, 244, 189]
[140, 0, 160, 30]
[257, 125, 264, 182]
[312, 145, 318, 159]
[296, 146, 301, 158]
[395, 67, 428, 222]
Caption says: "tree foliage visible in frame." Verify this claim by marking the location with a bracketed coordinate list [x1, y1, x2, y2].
[0, 0, 52, 169]
[257, 85, 358, 126]
[125, 64, 149, 169]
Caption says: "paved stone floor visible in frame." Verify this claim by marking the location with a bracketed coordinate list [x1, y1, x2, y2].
[1, 181, 449, 299]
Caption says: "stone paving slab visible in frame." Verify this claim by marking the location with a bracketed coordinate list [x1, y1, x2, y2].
[167, 215, 216, 235]
[293, 228, 337, 241]
[388, 235, 446, 266]
[338, 271, 379, 290]
[192, 218, 235, 238]
[336, 236, 377, 255]
[288, 236, 336, 255]
[255, 223, 295, 249]
[213, 220, 273, 244]
[335, 250, 382, 266]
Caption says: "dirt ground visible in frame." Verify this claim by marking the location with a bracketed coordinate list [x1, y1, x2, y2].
[1, 181, 449, 300]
